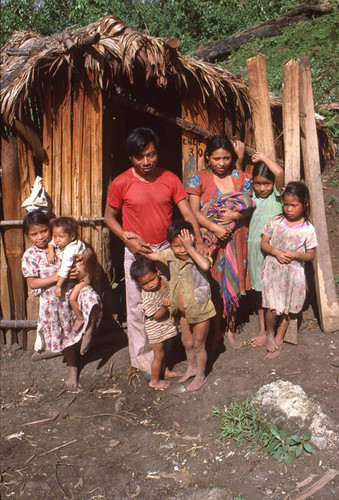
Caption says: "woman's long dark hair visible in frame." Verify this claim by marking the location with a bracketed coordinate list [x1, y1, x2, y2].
[205, 135, 237, 165]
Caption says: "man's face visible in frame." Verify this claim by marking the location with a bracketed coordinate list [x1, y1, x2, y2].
[130, 142, 158, 178]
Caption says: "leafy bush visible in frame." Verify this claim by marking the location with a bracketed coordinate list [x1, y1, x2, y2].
[213, 398, 315, 466]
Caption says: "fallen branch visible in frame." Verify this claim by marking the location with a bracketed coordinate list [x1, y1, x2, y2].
[190, 4, 332, 61]
[39, 439, 77, 457]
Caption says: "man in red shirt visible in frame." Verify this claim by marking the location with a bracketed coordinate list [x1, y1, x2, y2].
[105, 128, 203, 378]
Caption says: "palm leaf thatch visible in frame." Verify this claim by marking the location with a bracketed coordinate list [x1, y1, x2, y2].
[0, 15, 334, 162]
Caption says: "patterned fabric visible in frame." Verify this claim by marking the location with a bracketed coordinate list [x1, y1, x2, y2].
[200, 192, 256, 317]
[186, 169, 253, 316]
[248, 187, 282, 291]
[141, 277, 178, 344]
[22, 245, 102, 352]
[261, 215, 318, 315]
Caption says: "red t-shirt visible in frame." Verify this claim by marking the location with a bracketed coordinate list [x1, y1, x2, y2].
[107, 168, 187, 244]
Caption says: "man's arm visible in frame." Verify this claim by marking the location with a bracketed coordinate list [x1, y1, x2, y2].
[104, 203, 151, 255]
[176, 198, 205, 253]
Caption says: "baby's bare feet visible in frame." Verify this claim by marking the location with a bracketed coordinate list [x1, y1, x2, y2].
[186, 375, 206, 392]
[179, 366, 197, 383]
[65, 367, 78, 388]
[164, 368, 182, 379]
[265, 342, 283, 359]
[266, 332, 278, 352]
[149, 379, 171, 390]
[72, 318, 85, 334]
[251, 332, 267, 348]
[226, 331, 243, 350]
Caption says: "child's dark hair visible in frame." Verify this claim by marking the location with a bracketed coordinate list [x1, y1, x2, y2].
[252, 162, 275, 183]
[130, 255, 157, 282]
[51, 217, 79, 238]
[205, 135, 237, 164]
[23, 210, 50, 234]
[126, 128, 160, 157]
[167, 220, 194, 243]
[283, 181, 310, 221]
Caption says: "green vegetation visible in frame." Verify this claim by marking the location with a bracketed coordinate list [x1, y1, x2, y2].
[213, 398, 315, 467]
[224, 11, 339, 105]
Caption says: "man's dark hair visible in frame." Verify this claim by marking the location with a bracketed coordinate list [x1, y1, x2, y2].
[167, 220, 194, 243]
[51, 217, 79, 238]
[23, 210, 50, 234]
[130, 255, 158, 282]
[126, 128, 160, 157]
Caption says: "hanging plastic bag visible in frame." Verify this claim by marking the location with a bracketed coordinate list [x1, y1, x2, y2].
[21, 176, 52, 214]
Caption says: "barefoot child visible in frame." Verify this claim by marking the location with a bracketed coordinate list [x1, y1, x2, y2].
[247, 152, 284, 348]
[22, 210, 102, 387]
[130, 256, 180, 389]
[260, 182, 317, 358]
[147, 220, 216, 392]
[48, 217, 91, 333]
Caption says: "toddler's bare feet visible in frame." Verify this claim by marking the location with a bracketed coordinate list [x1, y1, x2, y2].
[186, 375, 206, 392]
[165, 368, 182, 379]
[80, 329, 93, 355]
[149, 379, 171, 390]
[226, 331, 243, 350]
[265, 342, 283, 359]
[65, 367, 78, 388]
[266, 332, 278, 352]
[251, 332, 267, 348]
[72, 317, 85, 334]
[179, 366, 197, 383]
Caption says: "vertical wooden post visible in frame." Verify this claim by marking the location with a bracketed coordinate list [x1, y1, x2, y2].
[72, 73, 85, 221]
[299, 57, 339, 333]
[51, 76, 63, 216]
[0, 233, 13, 345]
[61, 69, 72, 216]
[1, 136, 25, 347]
[246, 54, 276, 160]
[282, 60, 300, 344]
[81, 78, 92, 245]
[42, 75, 52, 197]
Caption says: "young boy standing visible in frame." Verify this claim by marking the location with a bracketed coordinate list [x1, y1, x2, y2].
[146, 220, 216, 392]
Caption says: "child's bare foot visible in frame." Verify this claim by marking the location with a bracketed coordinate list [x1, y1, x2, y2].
[226, 331, 243, 350]
[186, 375, 206, 392]
[179, 366, 197, 383]
[251, 332, 267, 348]
[65, 367, 78, 388]
[80, 329, 93, 356]
[72, 317, 85, 333]
[149, 379, 171, 390]
[266, 332, 278, 352]
[265, 342, 283, 359]
[164, 368, 182, 379]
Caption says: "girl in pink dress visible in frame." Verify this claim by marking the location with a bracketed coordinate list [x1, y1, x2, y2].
[22, 210, 102, 387]
[261, 182, 317, 358]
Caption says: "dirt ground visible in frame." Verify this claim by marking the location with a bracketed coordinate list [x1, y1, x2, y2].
[1, 166, 338, 500]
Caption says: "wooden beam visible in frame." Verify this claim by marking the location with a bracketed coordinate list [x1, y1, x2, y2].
[246, 54, 276, 160]
[299, 57, 339, 333]
[282, 59, 300, 344]
[0, 233, 13, 345]
[1, 136, 25, 347]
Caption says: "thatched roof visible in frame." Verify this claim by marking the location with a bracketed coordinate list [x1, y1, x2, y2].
[0, 15, 252, 126]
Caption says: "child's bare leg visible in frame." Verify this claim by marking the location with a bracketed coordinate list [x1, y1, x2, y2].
[63, 345, 78, 388]
[226, 307, 242, 350]
[179, 316, 197, 382]
[163, 337, 182, 378]
[210, 300, 224, 353]
[186, 320, 209, 392]
[70, 279, 90, 333]
[251, 293, 267, 347]
[265, 308, 279, 354]
[80, 304, 99, 355]
[265, 314, 289, 359]
[149, 342, 170, 389]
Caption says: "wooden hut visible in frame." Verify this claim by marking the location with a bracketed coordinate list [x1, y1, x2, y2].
[0, 16, 334, 346]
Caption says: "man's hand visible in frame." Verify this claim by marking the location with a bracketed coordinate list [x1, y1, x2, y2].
[212, 223, 232, 241]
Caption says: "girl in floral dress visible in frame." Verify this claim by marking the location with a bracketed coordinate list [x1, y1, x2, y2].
[186, 136, 253, 350]
[22, 210, 102, 387]
[261, 182, 317, 358]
